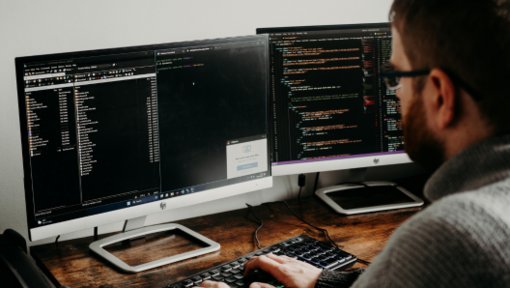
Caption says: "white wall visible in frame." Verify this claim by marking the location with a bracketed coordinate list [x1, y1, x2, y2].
[0, 0, 423, 246]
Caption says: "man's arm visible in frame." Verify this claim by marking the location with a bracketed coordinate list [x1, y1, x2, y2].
[202, 195, 494, 288]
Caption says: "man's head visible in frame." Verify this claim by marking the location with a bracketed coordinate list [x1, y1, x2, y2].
[389, 0, 510, 171]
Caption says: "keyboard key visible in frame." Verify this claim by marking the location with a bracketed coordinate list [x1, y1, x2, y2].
[237, 258, 247, 263]
[182, 279, 193, 287]
[221, 272, 233, 277]
[231, 269, 241, 274]
[225, 277, 237, 283]
[210, 269, 220, 276]
[309, 247, 319, 253]
[301, 253, 313, 260]
[230, 261, 240, 268]
[235, 280, 245, 286]
[234, 274, 244, 280]
[201, 273, 211, 280]
[222, 265, 232, 272]
[320, 258, 338, 268]
[212, 275, 224, 282]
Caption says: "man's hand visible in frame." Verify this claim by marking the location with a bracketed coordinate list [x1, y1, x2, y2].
[198, 280, 275, 288]
[198, 280, 229, 288]
[244, 254, 322, 288]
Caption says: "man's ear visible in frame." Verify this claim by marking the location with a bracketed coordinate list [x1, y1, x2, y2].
[428, 68, 457, 129]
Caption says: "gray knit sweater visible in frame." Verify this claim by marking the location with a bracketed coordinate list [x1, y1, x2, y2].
[316, 134, 510, 287]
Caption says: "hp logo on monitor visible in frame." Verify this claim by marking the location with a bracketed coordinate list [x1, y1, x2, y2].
[373, 158, 380, 164]
[160, 202, 167, 210]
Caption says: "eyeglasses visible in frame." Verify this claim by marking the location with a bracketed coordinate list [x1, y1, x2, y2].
[380, 63, 483, 101]
[380, 62, 429, 91]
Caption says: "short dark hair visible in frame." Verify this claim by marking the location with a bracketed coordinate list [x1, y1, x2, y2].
[390, 0, 510, 134]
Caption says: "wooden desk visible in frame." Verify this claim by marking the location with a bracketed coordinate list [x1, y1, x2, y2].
[31, 192, 425, 288]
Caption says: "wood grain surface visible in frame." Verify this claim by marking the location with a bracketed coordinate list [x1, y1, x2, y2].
[31, 184, 427, 288]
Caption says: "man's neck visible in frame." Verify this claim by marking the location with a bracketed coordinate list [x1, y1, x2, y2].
[425, 133, 510, 201]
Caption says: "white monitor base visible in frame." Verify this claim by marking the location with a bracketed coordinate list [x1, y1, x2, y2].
[315, 181, 424, 215]
[89, 217, 220, 273]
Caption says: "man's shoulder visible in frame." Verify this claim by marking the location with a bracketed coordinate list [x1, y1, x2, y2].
[388, 180, 510, 269]
[354, 181, 510, 287]
[419, 178, 510, 228]
[402, 180, 510, 239]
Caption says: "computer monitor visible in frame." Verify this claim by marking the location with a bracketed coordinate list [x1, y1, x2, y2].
[15, 35, 272, 272]
[257, 23, 411, 177]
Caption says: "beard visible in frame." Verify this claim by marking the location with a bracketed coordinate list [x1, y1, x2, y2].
[403, 95, 446, 172]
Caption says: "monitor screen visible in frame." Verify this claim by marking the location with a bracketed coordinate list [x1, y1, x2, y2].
[16, 36, 271, 241]
[257, 23, 410, 176]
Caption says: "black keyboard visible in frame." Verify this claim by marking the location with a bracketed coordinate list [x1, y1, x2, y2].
[162, 235, 357, 288]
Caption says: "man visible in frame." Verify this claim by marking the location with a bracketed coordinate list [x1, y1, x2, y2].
[199, 0, 510, 287]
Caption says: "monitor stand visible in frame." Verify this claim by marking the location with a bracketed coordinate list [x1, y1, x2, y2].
[89, 216, 220, 273]
[314, 168, 424, 215]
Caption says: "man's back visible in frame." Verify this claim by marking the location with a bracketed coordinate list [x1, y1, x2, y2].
[349, 135, 510, 287]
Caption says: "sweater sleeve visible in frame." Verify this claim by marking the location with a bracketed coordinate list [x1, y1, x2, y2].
[315, 268, 365, 288]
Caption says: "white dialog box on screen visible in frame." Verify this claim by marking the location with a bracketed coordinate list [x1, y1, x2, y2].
[226, 138, 268, 179]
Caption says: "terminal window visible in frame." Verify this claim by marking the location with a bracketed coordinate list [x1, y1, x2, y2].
[266, 26, 404, 165]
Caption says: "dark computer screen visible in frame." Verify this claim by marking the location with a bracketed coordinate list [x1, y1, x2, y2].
[327, 186, 417, 210]
[16, 36, 270, 230]
[257, 24, 404, 167]
[156, 42, 268, 193]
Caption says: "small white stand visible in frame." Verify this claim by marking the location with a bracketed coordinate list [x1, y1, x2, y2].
[314, 168, 424, 215]
[89, 216, 220, 273]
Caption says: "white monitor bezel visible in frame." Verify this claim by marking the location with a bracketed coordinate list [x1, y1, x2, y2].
[16, 35, 272, 242]
[29, 176, 272, 241]
[271, 152, 411, 176]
